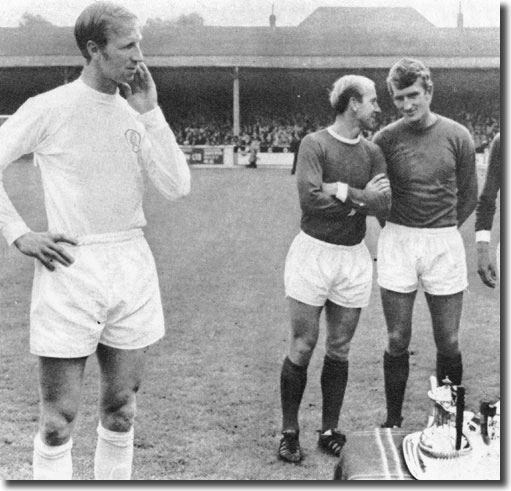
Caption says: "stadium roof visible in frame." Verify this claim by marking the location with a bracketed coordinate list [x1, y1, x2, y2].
[0, 7, 499, 69]
[297, 7, 435, 30]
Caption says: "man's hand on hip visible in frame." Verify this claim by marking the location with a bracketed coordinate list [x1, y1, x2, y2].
[14, 231, 78, 271]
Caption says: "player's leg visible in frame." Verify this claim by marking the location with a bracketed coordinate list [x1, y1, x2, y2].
[279, 298, 321, 462]
[422, 228, 467, 386]
[377, 224, 420, 427]
[281, 298, 321, 430]
[280, 231, 329, 462]
[425, 291, 464, 385]
[94, 343, 147, 480]
[34, 356, 87, 480]
[322, 301, 360, 431]
[317, 301, 360, 456]
[380, 287, 417, 428]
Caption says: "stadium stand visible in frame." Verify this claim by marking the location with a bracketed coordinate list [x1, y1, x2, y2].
[0, 6, 499, 154]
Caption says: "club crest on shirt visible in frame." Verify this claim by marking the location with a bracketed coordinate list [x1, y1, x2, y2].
[125, 129, 141, 153]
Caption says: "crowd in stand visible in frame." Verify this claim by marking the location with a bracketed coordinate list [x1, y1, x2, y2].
[169, 100, 499, 153]
[1, 93, 499, 153]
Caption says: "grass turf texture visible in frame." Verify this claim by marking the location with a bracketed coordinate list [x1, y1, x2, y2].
[0, 157, 500, 480]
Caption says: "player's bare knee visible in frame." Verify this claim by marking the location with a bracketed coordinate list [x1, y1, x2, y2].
[387, 332, 410, 355]
[289, 338, 316, 366]
[294, 335, 316, 354]
[40, 409, 75, 445]
[101, 393, 136, 432]
[325, 342, 350, 362]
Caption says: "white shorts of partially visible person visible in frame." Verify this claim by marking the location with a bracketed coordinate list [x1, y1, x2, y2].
[377, 222, 468, 295]
[30, 229, 165, 358]
[284, 231, 373, 308]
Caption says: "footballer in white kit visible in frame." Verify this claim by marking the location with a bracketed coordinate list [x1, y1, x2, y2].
[0, 1, 190, 480]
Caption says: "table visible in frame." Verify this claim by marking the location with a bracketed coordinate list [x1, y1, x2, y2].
[333, 428, 414, 480]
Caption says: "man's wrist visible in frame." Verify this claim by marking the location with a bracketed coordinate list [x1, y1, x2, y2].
[475, 230, 491, 243]
[139, 106, 167, 130]
[335, 182, 348, 202]
[4, 221, 31, 247]
[347, 186, 366, 207]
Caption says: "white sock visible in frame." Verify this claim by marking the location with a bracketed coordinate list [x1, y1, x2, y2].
[94, 423, 134, 480]
[33, 433, 73, 480]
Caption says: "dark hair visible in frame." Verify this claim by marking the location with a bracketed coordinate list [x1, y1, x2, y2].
[386, 58, 433, 95]
[329, 75, 373, 115]
[74, 1, 138, 61]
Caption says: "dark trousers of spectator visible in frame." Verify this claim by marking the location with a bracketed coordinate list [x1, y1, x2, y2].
[291, 152, 298, 175]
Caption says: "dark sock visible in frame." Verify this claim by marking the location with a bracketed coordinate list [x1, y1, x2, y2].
[321, 355, 349, 431]
[280, 356, 307, 431]
[436, 352, 463, 385]
[383, 350, 409, 425]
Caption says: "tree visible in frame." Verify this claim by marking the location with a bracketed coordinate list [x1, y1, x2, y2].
[174, 13, 204, 27]
[19, 12, 54, 28]
[145, 12, 205, 29]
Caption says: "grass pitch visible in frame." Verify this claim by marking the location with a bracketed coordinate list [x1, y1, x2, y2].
[0, 158, 500, 480]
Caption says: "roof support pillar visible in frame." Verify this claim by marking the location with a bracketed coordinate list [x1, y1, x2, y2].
[232, 66, 240, 137]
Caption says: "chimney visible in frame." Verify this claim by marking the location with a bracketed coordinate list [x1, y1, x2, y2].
[269, 4, 276, 30]
[457, 1, 464, 32]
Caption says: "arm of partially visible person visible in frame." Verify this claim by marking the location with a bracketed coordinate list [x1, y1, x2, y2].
[0, 100, 77, 270]
[455, 128, 478, 227]
[475, 133, 500, 288]
[297, 136, 362, 217]
[124, 63, 191, 200]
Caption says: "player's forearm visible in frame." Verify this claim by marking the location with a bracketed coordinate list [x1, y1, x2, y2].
[346, 185, 391, 218]
[475, 154, 500, 232]
[457, 193, 477, 227]
[140, 108, 191, 200]
[0, 180, 31, 246]
[475, 196, 497, 232]
[299, 185, 360, 217]
[456, 161, 478, 227]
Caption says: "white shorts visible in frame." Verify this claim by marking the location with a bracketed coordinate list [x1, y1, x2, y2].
[30, 229, 165, 358]
[377, 222, 468, 295]
[284, 231, 373, 308]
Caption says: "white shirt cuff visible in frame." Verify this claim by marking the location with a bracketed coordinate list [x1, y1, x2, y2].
[138, 106, 167, 131]
[3, 221, 31, 246]
[476, 230, 491, 243]
[335, 182, 348, 202]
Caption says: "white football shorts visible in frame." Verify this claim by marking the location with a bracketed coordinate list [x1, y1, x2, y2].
[377, 222, 468, 295]
[284, 231, 373, 308]
[30, 229, 165, 358]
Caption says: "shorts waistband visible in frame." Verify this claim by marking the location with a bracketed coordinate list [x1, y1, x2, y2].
[385, 222, 457, 235]
[75, 229, 144, 246]
[298, 231, 365, 250]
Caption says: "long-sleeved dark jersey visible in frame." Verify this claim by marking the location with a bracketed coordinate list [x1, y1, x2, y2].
[373, 115, 477, 228]
[296, 128, 387, 246]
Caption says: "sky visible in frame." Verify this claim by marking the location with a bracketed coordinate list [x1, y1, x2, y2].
[0, 0, 502, 28]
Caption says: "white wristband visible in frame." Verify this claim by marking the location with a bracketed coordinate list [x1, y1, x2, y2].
[475, 230, 491, 243]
